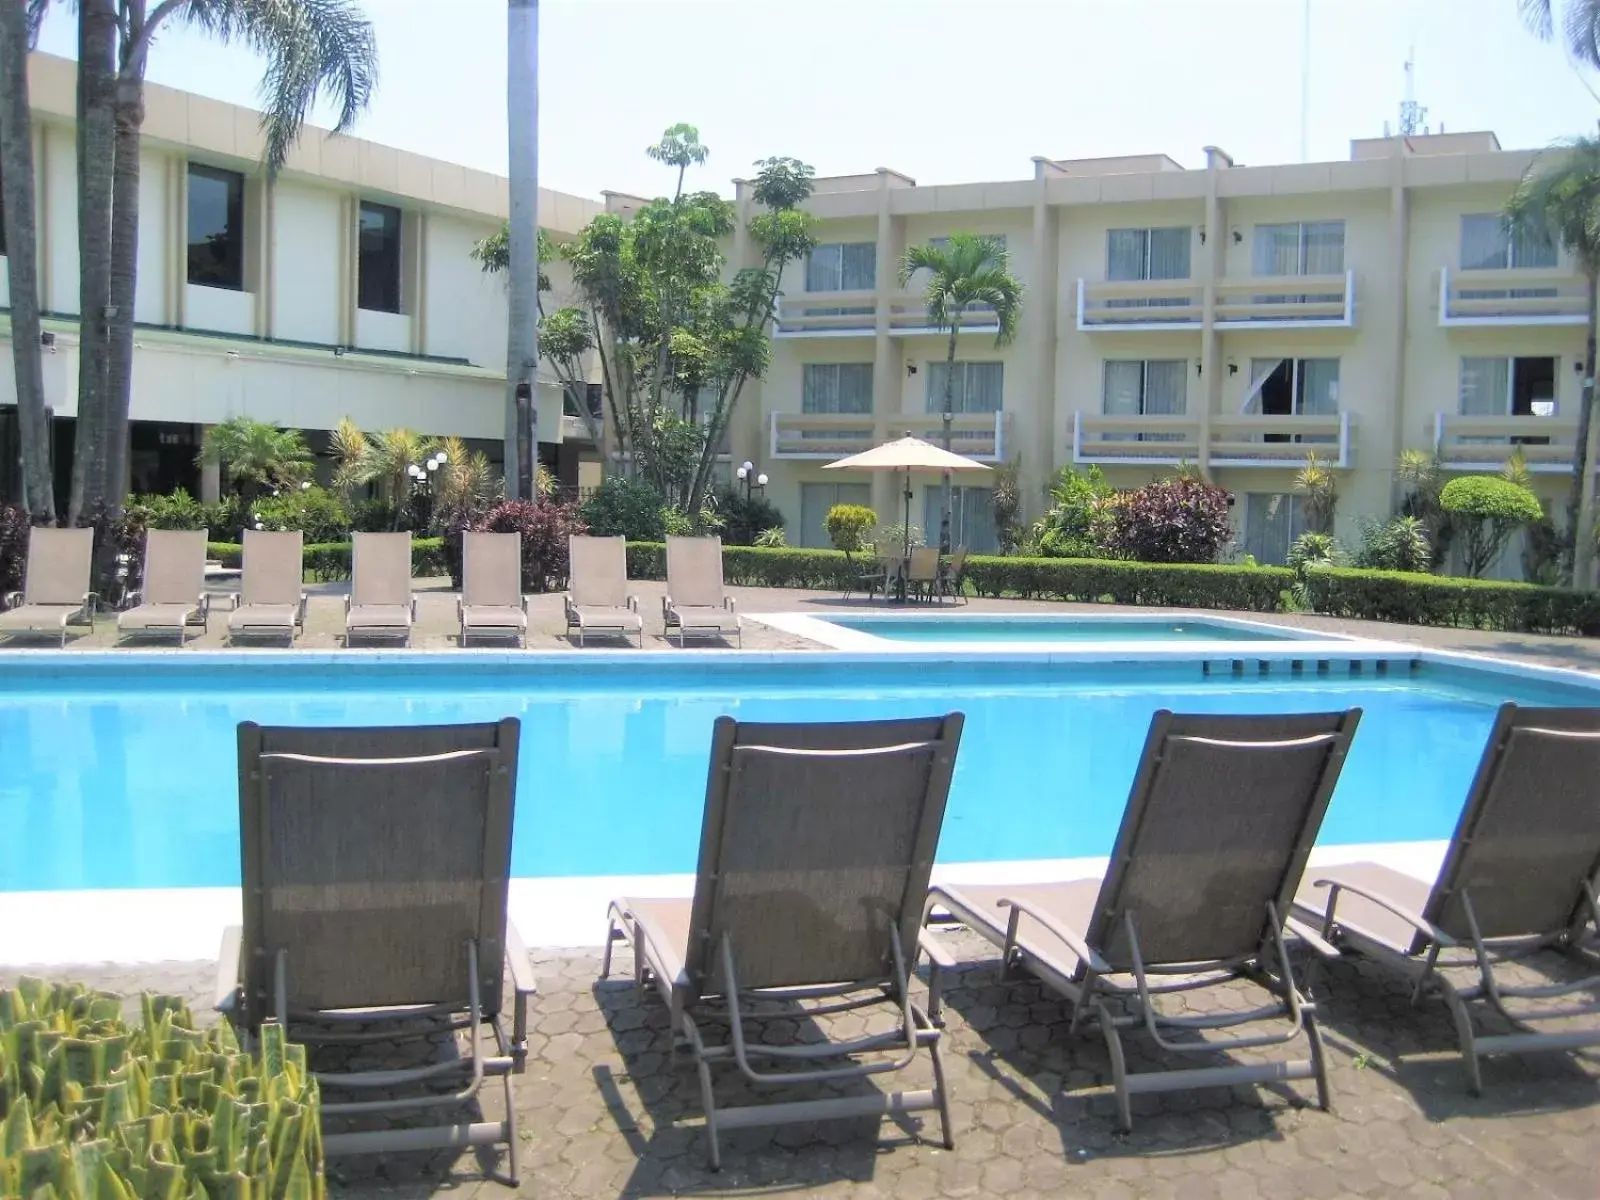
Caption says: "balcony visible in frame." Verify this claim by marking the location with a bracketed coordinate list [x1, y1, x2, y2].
[773, 290, 878, 338]
[1213, 273, 1355, 329]
[769, 411, 1011, 461]
[1434, 413, 1579, 472]
[1076, 279, 1204, 331]
[1072, 412, 1354, 468]
[1437, 267, 1589, 327]
[885, 292, 1002, 338]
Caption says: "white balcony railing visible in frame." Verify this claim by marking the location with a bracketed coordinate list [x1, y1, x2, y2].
[1213, 272, 1355, 329]
[1073, 412, 1353, 468]
[773, 290, 878, 337]
[769, 411, 1010, 461]
[1076, 279, 1205, 331]
[1438, 267, 1589, 327]
[1434, 413, 1579, 472]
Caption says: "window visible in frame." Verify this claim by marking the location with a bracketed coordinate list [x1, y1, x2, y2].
[1106, 227, 1190, 281]
[1460, 214, 1556, 271]
[800, 481, 871, 549]
[805, 242, 875, 292]
[802, 364, 874, 415]
[923, 486, 998, 553]
[1243, 493, 1305, 566]
[187, 164, 245, 290]
[358, 201, 403, 314]
[925, 362, 1002, 415]
[1251, 221, 1345, 276]
[1101, 360, 1187, 441]
[1459, 357, 1557, 447]
[1244, 358, 1340, 444]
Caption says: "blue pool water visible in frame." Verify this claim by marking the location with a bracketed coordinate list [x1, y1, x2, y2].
[830, 616, 1306, 645]
[0, 656, 1585, 892]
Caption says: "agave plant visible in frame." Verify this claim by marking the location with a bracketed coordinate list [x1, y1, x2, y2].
[1293, 452, 1338, 536]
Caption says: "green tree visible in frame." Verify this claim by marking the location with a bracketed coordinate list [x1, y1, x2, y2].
[1439, 475, 1545, 578]
[896, 233, 1023, 551]
[1294, 451, 1339, 535]
[1520, 0, 1600, 67]
[332, 420, 432, 527]
[1506, 134, 1600, 584]
[198, 417, 312, 503]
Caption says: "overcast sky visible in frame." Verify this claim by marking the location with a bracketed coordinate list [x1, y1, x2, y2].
[33, 0, 1600, 201]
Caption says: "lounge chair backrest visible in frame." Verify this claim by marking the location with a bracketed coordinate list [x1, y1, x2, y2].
[666, 536, 725, 609]
[569, 536, 628, 608]
[906, 547, 940, 581]
[1421, 703, 1600, 948]
[684, 714, 963, 995]
[142, 529, 208, 605]
[22, 527, 94, 606]
[235, 719, 519, 1029]
[1090, 709, 1360, 970]
[351, 532, 413, 607]
[947, 547, 968, 575]
[241, 530, 303, 607]
[462, 532, 522, 608]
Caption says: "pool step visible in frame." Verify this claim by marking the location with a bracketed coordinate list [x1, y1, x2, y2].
[1201, 657, 1422, 680]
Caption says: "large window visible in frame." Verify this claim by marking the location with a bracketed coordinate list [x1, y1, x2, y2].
[1243, 493, 1305, 566]
[924, 362, 1002, 415]
[1251, 221, 1345, 276]
[1459, 357, 1557, 417]
[1101, 360, 1187, 441]
[1106, 227, 1190, 282]
[802, 363, 874, 415]
[1244, 358, 1340, 444]
[923, 486, 998, 553]
[358, 201, 403, 314]
[1460, 214, 1556, 271]
[187, 164, 245, 290]
[799, 481, 871, 549]
[805, 242, 875, 292]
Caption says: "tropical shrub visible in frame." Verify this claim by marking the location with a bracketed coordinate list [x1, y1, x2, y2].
[1354, 515, 1432, 573]
[482, 498, 588, 592]
[1440, 475, 1545, 578]
[1287, 531, 1345, 609]
[824, 504, 878, 554]
[247, 486, 351, 545]
[0, 506, 28, 596]
[1305, 567, 1600, 635]
[1294, 452, 1339, 535]
[990, 458, 1023, 553]
[872, 522, 924, 555]
[754, 526, 788, 548]
[0, 978, 324, 1200]
[579, 476, 672, 542]
[198, 416, 313, 501]
[714, 487, 786, 546]
[1102, 475, 1233, 564]
[1029, 466, 1112, 559]
[1396, 449, 1454, 566]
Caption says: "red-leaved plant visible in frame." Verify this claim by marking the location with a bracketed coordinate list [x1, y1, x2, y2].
[0, 506, 29, 596]
[482, 499, 588, 593]
[1102, 476, 1233, 564]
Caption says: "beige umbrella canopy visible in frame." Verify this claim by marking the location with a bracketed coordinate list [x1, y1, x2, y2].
[823, 435, 990, 557]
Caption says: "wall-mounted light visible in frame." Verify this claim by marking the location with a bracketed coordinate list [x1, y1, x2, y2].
[39, 331, 55, 348]
[1231, 229, 1243, 244]
[1227, 361, 1239, 376]
[1198, 228, 1207, 245]
[1575, 360, 1586, 375]
[906, 364, 918, 376]
[1195, 362, 1203, 376]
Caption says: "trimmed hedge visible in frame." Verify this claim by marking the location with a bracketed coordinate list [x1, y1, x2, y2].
[1305, 567, 1600, 635]
[208, 540, 243, 567]
[207, 538, 447, 581]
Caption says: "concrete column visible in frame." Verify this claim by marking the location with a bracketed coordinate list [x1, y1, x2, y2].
[1027, 158, 1059, 520]
[410, 211, 429, 356]
[34, 125, 51, 313]
[1385, 155, 1410, 500]
[871, 172, 899, 525]
[169, 157, 186, 328]
[337, 195, 357, 348]
[1198, 146, 1233, 478]
[199, 427, 220, 504]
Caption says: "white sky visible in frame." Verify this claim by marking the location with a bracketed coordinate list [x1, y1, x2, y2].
[32, 0, 1600, 201]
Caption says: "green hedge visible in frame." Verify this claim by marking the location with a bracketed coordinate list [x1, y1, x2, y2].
[206, 538, 446, 581]
[208, 540, 243, 567]
[1305, 567, 1600, 635]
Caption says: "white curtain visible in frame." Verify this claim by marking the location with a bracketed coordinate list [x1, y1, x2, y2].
[1106, 229, 1147, 281]
[923, 487, 998, 553]
[800, 482, 871, 548]
[1148, 227, 1191, 280]
[1297, 359, 1340, 416]
[1302, 222, 1345, 274]
[926, 362, 1003, 414]
[1460, 215, 1509, 271]
[1101, 361, 1143, 417]
[840, 242, 876, 290]
[803, 364, 873, 415]
[1252, 224, 1300, 276]
[1242, 358, 1285, 413]
[1511, 219, 1557, 269]
[806, 243, 841, 292]
[1459, 357, 1510, 416]
[1244, 494, 1304, 566]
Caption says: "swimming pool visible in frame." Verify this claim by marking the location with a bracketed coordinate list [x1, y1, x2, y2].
[824, 614, 1312, 645]
[1, 653, 1592, 893]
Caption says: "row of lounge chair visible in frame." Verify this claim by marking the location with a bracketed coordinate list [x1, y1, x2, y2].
[221, 702, 1600, 1179]
[0, 527, 745, 648]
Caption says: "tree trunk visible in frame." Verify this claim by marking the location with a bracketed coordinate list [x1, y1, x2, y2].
[1570, 274, 1599, 587]
[939, 321, 960, 553]
[69, 0, 118, 526]
[0, 0, 54, 522]
[104, 62, 146, 515]
[505, 0, 539, 500]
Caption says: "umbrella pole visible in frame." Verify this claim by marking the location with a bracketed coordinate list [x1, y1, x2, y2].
[902, 467, 912, 560]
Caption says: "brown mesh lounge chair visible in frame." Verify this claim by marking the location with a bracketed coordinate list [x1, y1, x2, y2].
[564, 535, 642, 646]
[459, 532, 528, 646]
[118, 528, 209, 644]
[228, 530, 306, 645]
[928, 709, 1360, 1131]
[217, 719, 537, 1182]
[1295, 703, 1600, 1094]
[345, 532, 416, 646]
[602, 714, 966, 1170]
[0, 526, 96, 647]
[904, 546, 940, 603]
[662, 536, 740, 647]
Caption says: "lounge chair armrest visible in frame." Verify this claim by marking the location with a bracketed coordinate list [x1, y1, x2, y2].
[521, 595, 531, 616]
[661, 594, 673, 620]
[297, 592, 308, 626]
[1285, 915, 1341, 959]
[196, 594, 210, 623]
[627, 595, 639, 613]
[997, 895, 1113, 975]
[410, 597, 418, 621]
[1310, 877, 1455, 948]
[917, 924, 958, 973]
[456, 596, 464, 621]
[215, 925, 244, 1013]
[230, 594, 242, 610]
[124, 589, 143, 609]
[1, 591, 19, 612]
[724, 596, 737, 613]
[504, 921, 538, 1067]
[82, 592, 98, 616]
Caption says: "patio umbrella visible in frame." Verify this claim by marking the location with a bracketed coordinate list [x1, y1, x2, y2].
[822, 435, 991, 558]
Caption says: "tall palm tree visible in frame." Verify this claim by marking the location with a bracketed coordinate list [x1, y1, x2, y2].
[198, 416, 312, 503]
[505, 0, 539, 499]
[896, 233, 1022, 551]
[1521, 0, 1600, 68]
[1506, 134, 1600, 584]
[0, 0, 53, 521]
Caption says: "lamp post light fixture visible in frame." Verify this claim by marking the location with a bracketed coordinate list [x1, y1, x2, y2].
[735, 460, 768, 502]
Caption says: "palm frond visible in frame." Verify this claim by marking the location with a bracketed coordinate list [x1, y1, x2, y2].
[1508, 134, 1600, 273]
[1520, 0, 1555, 38]
[1563, 0, 1600, 68]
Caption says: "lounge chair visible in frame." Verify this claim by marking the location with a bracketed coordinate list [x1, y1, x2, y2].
[118, 529, 209, 644]
[1295, 702, 1600, 1093]
[937, 547, 969, 603]
[661, 536, 740, 647]
[459, 532, 528, 646]
[904, 546, 940, 603]
[928, 708, 1361, 1131]
[217, 718, 537, 1183]
[564, 535, 642, 646]
[227, 530, 306, 646]
[602, 713, 966, 1169]
[0, 526, 96, 647]
[344, 532, 416, 646]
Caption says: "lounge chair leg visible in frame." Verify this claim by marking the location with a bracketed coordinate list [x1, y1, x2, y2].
[928, 1034, 955, 1150]
[501, 1045, 520, 1186]
[1305, 1010, 1333, 1113]
[1096, 1001, 1134, 1133]
[600, 918, 619, 977]
[689, 1022, 722, 1171]
[926, 961, 944, 1025]
[1440, 978, 1484, 1095]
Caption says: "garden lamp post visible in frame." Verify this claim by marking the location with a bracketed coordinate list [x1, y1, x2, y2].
[735, 460, 768, 502]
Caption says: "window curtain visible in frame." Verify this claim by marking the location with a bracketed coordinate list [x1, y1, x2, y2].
[1460, 215, 1509, 271]
[1252, 224, 1300, 276]
[806, 243, 842, 292]
[1242, 358, 1285, 413]
[1244, 493, 1304, 566]
[1106, 229, 1147, 281]
[840, 242, 876, 290]
[927, 362, 1002, 414]
[1459, 357, 1510, 416]
[1147, 227, 1191, 279]
[1302, 222, 1345, 274]
[1510, 219, 1557, 269]
[921, 487, 998, 553]
[802, 364, 840, 413]
[1297, 359, 1340, 416]
[800, 482, 871, 549]
[1101, 362, 1144, 417]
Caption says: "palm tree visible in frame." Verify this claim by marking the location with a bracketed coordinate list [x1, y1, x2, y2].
[198, 417, 313, 503]
[332, 421, 434, 528]
[1520, 0, 1600, 68]
[0, 0, 53, 521]
[505, 0, 539, 499]
[1506, 134, 1600, 584]
[58, 0, 376, 525]
[896, 233, 1023, 551]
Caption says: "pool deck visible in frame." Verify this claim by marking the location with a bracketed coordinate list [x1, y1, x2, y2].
[3, 585, 1599, 1197]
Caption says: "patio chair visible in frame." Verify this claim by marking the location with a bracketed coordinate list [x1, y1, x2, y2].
[904, 546, 940, 603]
[344, 532, 416, 646]
[0, 526, 97, 647]
[928, 708, 1360, 1131]
[937, 547, 969, 604]
[227, 530, 307, 646]
[459, 532, 529, 646]
[217, 718, 537, 1182]
[1295, 703, 1600, 1094]
[602, 713, 966, 1169]
[662, 536, 741, 647]
[564, 535, 642, 646]
[117, 529, 209, 645]
[840, 552, 890, 602]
